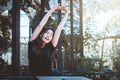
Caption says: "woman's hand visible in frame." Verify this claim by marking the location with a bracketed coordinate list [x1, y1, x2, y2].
[64, 7, 70, 14]
[53, 4, 70, 14]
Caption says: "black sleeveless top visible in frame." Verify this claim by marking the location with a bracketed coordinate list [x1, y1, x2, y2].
[28, 38, 55, 76]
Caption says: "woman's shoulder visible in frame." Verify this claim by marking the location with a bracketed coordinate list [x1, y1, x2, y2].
[28, 40, 37, 48]
[28, 38, 38, 45]
[48, 42, 56, 52]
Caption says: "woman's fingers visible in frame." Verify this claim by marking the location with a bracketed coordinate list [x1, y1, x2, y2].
[53, 4, 70, 13]
[65, 7, 70, 14]
[56, 6, 66, 11]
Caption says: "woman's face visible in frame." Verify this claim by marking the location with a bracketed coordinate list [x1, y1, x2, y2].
[41, 29, 54, 44]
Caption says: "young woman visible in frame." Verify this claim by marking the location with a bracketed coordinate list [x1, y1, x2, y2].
[28, 4, 69, 76]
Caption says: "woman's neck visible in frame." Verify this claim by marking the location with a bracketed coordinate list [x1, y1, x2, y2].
[41, 42, 46, 48]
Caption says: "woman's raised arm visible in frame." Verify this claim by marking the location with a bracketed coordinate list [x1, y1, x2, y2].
[52, 7, 69, 47]
[30, 4, 60, 42]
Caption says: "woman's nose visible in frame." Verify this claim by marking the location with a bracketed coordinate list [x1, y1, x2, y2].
[47, 34, 50, 38]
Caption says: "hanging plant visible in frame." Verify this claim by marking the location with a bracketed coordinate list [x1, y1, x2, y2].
[0, 0, 8, 6]
[0, 15, 11, 54]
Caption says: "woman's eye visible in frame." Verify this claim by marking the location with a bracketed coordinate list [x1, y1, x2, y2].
[47, 32, 49, 34]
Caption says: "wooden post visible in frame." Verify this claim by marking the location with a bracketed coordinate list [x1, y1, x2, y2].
[57, 0, 63, 70]
[12, 0, 20, 75]
[79, 0, 84, 65]
[70, 0, 74, 70]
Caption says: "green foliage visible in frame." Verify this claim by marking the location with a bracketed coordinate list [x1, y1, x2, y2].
[110, 43, 120, 72]
[76, 58, 100, 71]
[0, 0, 8, 6]
[0, 15, 11, 54]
